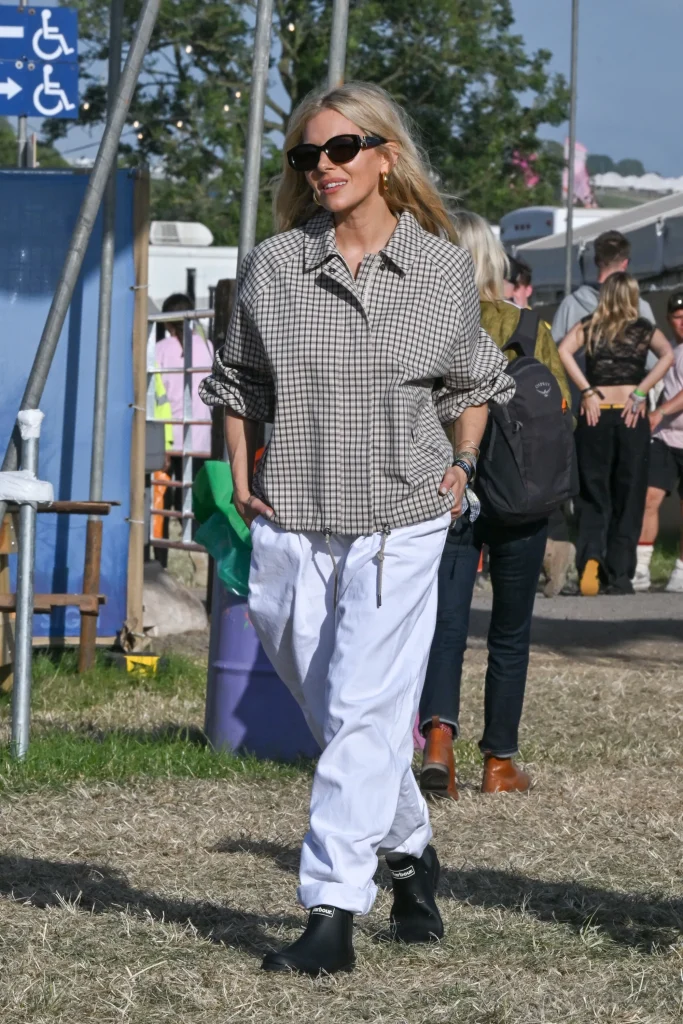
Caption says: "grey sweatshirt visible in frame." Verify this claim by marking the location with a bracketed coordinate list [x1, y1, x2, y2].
[551, 285, 655, 343]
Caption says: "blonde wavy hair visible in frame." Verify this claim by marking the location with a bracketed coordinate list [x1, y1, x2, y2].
[586, 272, 640, 352]
[274, 81, 456, 241]
[450, 210, 508, 303]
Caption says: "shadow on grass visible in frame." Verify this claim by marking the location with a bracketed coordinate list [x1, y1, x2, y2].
[439, 866, 683, 953]
[67, 723, 209, 746]
[210, 838, 682, 953]
[0, 854, 300, 958]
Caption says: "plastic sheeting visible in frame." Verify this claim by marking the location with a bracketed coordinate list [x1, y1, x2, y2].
[0, 169, 136, 638]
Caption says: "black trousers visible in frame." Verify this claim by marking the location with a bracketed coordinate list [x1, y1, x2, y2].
[574, 410, 650, 591]
[419, 515, 548, 757]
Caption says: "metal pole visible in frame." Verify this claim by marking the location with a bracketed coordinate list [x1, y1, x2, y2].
[16, 0, 27, 168]
[80, 0, 125, 670]
[328, 0, 350, 89]
[89, 0, 124, 506]
[11, 410, 43, 760]
[0, 0, 161, 528]
[564, 0, 579, 297]
[17, 117, 27, 168]
[182, 317, 193, 546]
[237, 0, 273, 268]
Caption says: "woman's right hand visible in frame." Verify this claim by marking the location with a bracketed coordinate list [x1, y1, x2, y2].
[580, 393, 602, 426]
[234, 491, 275, 527]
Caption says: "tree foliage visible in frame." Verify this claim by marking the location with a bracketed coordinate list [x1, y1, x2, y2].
[0, 118, 69, 169]
[44, 0, 568, 243]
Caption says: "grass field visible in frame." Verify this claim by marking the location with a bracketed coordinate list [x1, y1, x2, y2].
[0, 633, 681, 1023]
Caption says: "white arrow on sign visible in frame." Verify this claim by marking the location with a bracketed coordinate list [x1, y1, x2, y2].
[0, 27, 25, 39]
[0, 77, 22, 100]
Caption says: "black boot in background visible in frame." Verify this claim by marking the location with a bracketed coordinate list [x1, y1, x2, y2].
[261, 905, 355, 975]
[388, 845, 444, 943]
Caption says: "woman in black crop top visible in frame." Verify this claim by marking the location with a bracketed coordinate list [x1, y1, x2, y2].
[559, 272, 673, 595]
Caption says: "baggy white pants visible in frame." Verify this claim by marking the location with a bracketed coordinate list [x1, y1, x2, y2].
[247, 510, 450, 916]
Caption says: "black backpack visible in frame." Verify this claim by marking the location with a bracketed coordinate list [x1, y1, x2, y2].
[476, 309, 578, 525]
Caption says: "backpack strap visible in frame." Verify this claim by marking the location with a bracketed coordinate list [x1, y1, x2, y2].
[502, 307, 539, 360]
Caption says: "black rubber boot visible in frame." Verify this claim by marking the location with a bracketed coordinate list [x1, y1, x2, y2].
[261, 905, 355, 975]
[388, 845, 444, 943]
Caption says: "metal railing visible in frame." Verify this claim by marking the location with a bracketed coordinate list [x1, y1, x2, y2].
[147, 308, 214, 553]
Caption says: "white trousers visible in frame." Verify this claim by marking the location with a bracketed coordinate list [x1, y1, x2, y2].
[248, 510, 450, 915]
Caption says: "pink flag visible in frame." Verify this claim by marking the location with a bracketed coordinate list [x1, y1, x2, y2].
[563, 139, 598, 207]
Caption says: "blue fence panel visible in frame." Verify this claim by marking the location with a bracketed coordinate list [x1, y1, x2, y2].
[0, 168, 135, 638]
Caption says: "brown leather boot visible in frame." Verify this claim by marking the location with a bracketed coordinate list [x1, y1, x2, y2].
[420, 717, 458, 801]
[481, 754, 531, 794]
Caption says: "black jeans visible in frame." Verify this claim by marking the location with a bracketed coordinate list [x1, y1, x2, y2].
[575, 410, 650, 591]
[419, 515, 548, 757]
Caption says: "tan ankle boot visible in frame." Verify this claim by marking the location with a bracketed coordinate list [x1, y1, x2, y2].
[481, 754, 531, 794]
[420, 717, 458, 801]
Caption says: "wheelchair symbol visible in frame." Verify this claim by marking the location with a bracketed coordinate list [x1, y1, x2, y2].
[33, 64, 76, 117]
[32, 9, 76, 61]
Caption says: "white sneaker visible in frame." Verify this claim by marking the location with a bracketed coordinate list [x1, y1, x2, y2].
[665, 560, 683, 593]
[632, 566, 651, 592]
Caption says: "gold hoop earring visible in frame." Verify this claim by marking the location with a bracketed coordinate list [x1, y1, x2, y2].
[313, 190, 322, 206]
[381, 172, 390, 193]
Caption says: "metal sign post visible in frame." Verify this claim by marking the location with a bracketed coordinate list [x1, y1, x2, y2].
[564, 0, 579, 297]
[328, 0, 349, 89]
[237, 0, 274, 267]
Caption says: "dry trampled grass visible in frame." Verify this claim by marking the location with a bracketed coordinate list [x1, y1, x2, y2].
[0, 639, 681, 1023]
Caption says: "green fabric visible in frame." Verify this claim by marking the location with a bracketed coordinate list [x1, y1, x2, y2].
[192, 461, 251, 543]
[193, 462, 252, 597]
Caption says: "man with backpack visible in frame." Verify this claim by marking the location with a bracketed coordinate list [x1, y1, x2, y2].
[419, 211, 573, 800]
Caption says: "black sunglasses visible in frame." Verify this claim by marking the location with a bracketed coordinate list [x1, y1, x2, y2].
[287, 134, 387, 173]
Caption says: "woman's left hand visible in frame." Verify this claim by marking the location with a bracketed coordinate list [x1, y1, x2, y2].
[622, 396, 647, 429]
[439, 465, 468, 520]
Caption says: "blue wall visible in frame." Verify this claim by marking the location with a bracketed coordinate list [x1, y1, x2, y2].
[0, 169, 136, 637]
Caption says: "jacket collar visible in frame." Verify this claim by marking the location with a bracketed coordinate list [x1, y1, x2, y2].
[303, 208, 425, 275]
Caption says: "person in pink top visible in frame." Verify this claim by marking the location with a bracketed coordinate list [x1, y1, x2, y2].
[635, 291, 683, 592]
[155, 293, 214, 565]
[155, 293, 214, 455]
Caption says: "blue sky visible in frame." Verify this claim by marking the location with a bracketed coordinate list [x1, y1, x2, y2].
[511, 0, 681, 175]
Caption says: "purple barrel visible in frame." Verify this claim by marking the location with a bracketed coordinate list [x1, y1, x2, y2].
[205, 581, 320, 761]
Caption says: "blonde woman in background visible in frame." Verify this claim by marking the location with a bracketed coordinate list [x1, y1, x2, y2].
[201, 84, 513, 975]
[420, 211, 571, 803]
[559, 272, 672, 595]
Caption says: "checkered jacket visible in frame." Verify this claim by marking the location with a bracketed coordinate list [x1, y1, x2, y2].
[200, 210, 513, 535]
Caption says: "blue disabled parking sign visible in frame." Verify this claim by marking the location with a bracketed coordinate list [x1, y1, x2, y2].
[0, 59, 78, 118]
[0, 7, 78, 119]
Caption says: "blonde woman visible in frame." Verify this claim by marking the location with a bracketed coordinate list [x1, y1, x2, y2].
[201, 83, 513, 975]
[420, 211, 571, 802]
[559, 272, 673, 595]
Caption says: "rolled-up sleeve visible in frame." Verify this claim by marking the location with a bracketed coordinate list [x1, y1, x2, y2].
[199, 258, 275, 422]
[433, 257, 515, 425]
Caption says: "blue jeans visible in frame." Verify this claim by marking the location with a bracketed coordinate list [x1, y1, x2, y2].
[419, 515, 548, 757]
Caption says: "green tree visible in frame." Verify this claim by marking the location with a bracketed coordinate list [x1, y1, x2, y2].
[44, 0, 568, 242]
[0, 117, 69, 169]
[615, 158, 645, 177]
[586, 153, 615, 176]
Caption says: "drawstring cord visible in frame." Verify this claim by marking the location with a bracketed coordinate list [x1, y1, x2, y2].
[376, 525, 391, 608]
[323, 524, 391, 609]
[323, 528, 340, 608]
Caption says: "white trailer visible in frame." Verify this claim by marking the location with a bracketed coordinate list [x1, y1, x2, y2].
[147, 221, 238, 311]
